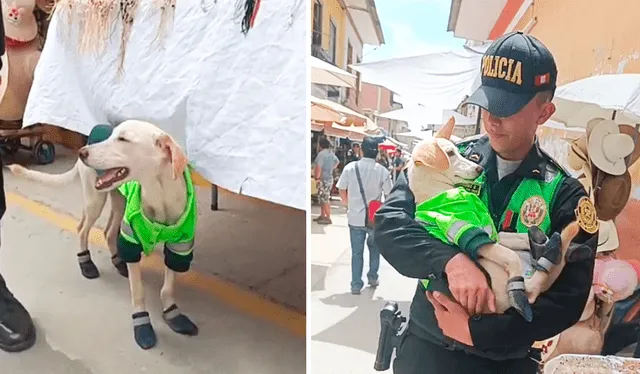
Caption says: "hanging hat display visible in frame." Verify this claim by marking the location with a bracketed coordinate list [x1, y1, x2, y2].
[2, 0, 38, 42]
[594, 171, 632, 221]
[596, 220, 620, 253]
[587, 119, 635, 176]
[618, 124, 640, 167]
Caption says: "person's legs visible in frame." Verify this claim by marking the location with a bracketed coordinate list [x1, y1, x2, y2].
[366, 229, 380, 287]
[0, 273, 36, 352]
[349, 226, 367, 294]
[316, 181, 332, 224]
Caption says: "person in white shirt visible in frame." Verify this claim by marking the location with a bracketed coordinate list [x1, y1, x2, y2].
[336, 136, 393, 294]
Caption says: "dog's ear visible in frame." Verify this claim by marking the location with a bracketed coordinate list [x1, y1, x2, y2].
[156, 134, 188, 180]
[435, 116, 455, 140]
[412, 143, 450, 171]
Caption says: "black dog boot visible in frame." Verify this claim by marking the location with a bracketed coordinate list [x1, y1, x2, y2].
[132, 311, 156, 349]
[507, 276, 533, 322]
[0, 274, 36, 352]
[533, 231, 562, 273]
[77, 250, 100, 279]
[111, 255, 129, 278]
[527, 226, 550, 261]
[163, 304, 198, 336]
[565, 242, 593, 263]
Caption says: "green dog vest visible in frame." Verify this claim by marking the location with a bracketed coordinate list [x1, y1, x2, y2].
[418, 170, 565, 290]
[118, 167, 197, 256]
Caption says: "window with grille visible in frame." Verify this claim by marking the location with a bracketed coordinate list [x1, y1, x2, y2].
[312, 0, 322, 47]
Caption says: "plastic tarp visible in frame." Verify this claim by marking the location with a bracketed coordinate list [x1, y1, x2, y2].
[350, 44, 489, 109]
[23, 0, 306, 210]
[552, 74, 640, 128]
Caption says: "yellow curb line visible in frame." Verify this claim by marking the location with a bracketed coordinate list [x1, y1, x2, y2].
[6, 192, 306, 338]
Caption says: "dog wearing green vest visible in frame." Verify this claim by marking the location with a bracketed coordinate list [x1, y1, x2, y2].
[408, 118, 583, 322]
[8, 120, 198, 349]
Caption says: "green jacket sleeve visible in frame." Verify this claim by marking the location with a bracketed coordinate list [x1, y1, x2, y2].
[416, 189, 497, 259]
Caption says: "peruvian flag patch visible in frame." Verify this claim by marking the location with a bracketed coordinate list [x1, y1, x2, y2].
[535, 73, 551, 86]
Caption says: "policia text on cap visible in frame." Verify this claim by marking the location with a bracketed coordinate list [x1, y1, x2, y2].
[373, 32, 598, 374]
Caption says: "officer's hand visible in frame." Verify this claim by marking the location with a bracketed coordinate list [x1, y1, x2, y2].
[444, 253, 496, 315]
[426, 291, 473, 346]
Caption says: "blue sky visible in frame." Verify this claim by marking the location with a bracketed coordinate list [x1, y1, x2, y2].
[363, 0, 465, 63]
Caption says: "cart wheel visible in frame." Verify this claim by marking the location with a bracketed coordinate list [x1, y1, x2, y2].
[33, 140, 55, 165]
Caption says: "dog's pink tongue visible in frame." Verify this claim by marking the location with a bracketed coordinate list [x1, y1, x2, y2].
[95, 168, 120, 188]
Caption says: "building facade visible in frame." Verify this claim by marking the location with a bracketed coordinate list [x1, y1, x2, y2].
[310, 0, 384, 109]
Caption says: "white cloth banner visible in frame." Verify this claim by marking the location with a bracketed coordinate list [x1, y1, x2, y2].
[351, 45, 489, 109]
[23, 0, 306, 210]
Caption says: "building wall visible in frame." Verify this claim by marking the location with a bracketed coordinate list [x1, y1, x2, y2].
[360, 83, 396, 133]
[513, 0, 640, 85]
[342, 18, 363, 110]
[508, 0, 640, 261]
[311, 0, 346, 67]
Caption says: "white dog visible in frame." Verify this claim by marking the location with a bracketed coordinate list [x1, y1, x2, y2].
[8, 120, 198, 349]
[408, 118, 582, 321]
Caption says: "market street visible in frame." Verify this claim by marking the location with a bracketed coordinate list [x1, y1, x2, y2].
[309, 202, 416, 374]
[0, 151, 305, 374]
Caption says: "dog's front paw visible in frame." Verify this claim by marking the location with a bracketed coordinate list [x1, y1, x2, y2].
[163, 304, 198, 336]
[132, 312, 156, 350]
[78, 251, 100, 279]
[111, 255, 129, 278]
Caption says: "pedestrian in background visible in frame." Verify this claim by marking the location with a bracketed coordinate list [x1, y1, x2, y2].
[336, 136, 392, 294]
[314, 137, 339, 225]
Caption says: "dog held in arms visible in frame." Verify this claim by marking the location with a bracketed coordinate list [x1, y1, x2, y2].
[408, 118, 589, 321]
[8, 120, 198, 349]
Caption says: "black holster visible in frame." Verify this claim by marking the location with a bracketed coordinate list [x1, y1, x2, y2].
[374, 301, 407, 371]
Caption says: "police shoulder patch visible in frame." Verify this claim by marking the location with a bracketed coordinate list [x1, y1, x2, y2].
[575, 196, 599, 234]
[520, 195, 547, 227]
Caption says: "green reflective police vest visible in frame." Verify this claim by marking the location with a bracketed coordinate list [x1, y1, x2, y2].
[118, 167, 197, 256]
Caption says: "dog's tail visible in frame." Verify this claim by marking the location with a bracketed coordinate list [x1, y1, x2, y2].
[7, 162, 80, 187]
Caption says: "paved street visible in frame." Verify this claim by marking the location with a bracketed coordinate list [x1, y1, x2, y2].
[0, 149, 305, 374]
[309, 201, 416, 374]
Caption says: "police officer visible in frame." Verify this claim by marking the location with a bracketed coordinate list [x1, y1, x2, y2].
[374, 32, 598, 374]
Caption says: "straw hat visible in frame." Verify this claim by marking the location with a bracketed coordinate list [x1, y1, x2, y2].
[618, 124, 640, 167]
[2, 0, 38, 42]
[596, 220, 619, 253]
[587, 119, 635, 176]
[567, 135, 588, 171]
[594, 170, 631, 221]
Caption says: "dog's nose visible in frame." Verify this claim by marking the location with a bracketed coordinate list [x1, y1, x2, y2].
[475, 165, 484, 173]
[78, 147, 89, 160]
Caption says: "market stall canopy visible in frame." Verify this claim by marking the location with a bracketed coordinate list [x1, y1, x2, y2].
[379, 105, 476, 130]
[311, 96, 370, 127]
[349, 44, 488, 109]
[552, 74, 640, 128]
[24, 0, 307, 210]
[311, 56, 357, 88]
